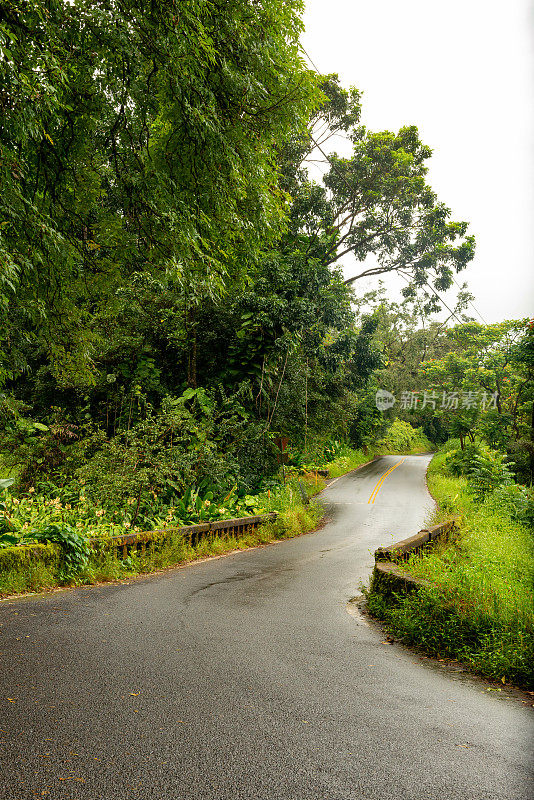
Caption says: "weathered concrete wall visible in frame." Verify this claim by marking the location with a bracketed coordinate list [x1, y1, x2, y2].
[371, 519, 458, 597]
[90, 512, 279, 556]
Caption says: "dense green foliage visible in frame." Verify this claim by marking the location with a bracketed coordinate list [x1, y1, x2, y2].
[1, 1, 477, 515]
[32, 522, 90, 578]
[1, 0, 318, 377]
[358, 287, 533, 482]
[0, 470, 323, 596]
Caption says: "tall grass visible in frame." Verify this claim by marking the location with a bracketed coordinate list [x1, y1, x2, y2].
[368, 446, 534, 688]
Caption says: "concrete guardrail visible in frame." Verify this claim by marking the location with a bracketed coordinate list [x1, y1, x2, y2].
[89, 512, 279, 558]
[371, 519, 459, 596]
[0, 513, 279, 573]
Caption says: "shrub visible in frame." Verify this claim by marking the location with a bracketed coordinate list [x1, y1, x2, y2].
[444, 444, 513, 500]
[377, 420, 431, 453]
[490, 484, 534, 530]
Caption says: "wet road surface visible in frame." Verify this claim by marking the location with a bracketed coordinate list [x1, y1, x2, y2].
[0, 455, 532, 799]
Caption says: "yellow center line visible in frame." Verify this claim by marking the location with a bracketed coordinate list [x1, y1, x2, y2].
[368, 458, 407, 504]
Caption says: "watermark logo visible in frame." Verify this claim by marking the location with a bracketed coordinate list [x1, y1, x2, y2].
[375, 389, 396, 411]
[375, 389, 499, 412]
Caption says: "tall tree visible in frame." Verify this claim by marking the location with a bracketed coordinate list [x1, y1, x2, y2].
[281, 76, 475, 311]
[0, 0, 318, 387]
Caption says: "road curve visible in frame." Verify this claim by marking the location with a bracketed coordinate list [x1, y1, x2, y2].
[0, 455, 532, 799]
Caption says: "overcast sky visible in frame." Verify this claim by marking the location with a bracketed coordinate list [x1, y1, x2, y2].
[302, 0, 534, 323]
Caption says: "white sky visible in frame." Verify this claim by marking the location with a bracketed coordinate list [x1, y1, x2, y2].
[302, 0, 534, 323]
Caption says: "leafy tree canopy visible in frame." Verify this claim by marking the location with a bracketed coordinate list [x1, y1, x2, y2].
[0, 0, 318, 385]
[281, 76, 475, 312]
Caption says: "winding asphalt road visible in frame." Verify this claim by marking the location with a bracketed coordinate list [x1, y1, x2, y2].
[0, 455, 532, 799]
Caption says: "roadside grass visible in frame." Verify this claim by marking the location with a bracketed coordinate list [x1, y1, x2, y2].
[0, 562, 58, 596]
[325, 435, 432, 480]
[367, 446, 534, 689]
[324, 449, 373, 479]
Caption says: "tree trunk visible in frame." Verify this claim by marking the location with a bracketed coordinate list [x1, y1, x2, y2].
[186, 306, 197, 388]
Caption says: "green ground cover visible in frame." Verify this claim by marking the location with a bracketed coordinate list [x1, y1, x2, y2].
[368, 443, 534, 689]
